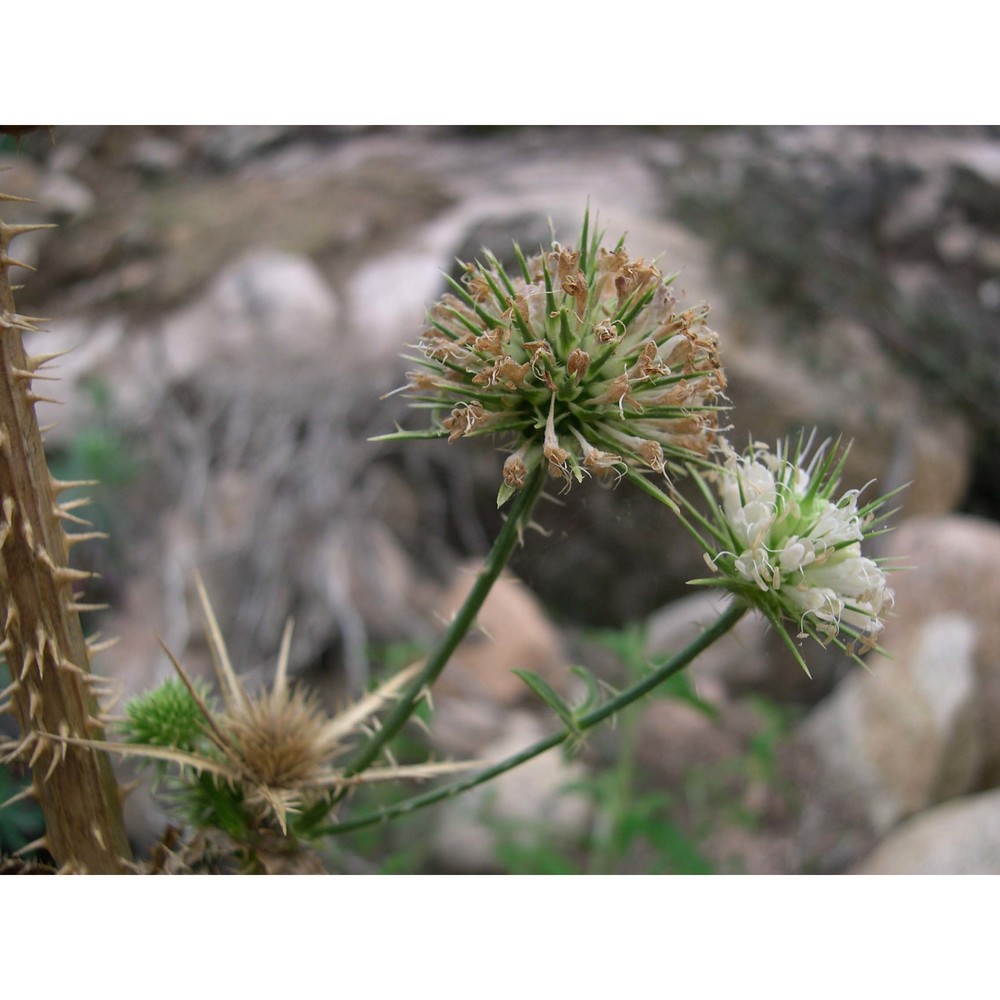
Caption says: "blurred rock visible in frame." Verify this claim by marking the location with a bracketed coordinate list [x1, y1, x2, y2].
[854, 789, 1000, 874]
[645, 591, 845, 704]
[796, 515, 1000, 862]
[38, 170, 95, 221]
[433, 563, 570, 709]
[634, 696, 745, 788]
[430, 710, 591, 872]
[161, 248, 340, 382]
[724, 320, 971, 519]
[129, 135, 186, 177]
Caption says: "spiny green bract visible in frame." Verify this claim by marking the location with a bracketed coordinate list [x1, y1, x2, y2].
[121, 679, 212, 754]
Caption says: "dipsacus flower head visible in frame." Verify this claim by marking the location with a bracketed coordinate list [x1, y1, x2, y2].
[684, 434, 896, 672]
[381, 211, 727, 505]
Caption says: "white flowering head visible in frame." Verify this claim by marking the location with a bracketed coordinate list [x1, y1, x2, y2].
[688, 435, 895, 671]
[379, 211, 727, 505]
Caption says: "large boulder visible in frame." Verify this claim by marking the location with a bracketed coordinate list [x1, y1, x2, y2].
[854, 788, 1000, 874]
[796, 515, 1000, 867]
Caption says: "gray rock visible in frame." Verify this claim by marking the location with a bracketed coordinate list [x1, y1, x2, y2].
[854, 789, 1000, 874]
[430, 710, 592, 872]
[39, 170, 95, 220]
[130, 135, 186, 177]
[646, 591, 845, 704]
[797, 516, 1000, 859]
[161, 248, 340, 382]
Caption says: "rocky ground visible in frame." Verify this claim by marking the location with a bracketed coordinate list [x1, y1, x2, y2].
[2, 125, 999, 873]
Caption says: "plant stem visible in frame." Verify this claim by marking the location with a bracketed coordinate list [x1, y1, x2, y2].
[320, 599, 748, 837]
[0, 199, 131, 871]
[343, 464, 547, 777]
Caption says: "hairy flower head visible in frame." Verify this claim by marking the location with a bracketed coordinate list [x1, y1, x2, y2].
[382, 212, 728, 505]
[685, 434, 896, 672]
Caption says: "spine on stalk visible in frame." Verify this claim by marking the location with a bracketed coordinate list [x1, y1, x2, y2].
[0, 188, 130, 871]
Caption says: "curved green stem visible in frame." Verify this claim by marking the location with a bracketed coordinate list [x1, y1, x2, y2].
[343, 463, 548, 777]
[319, 598, 748, 837]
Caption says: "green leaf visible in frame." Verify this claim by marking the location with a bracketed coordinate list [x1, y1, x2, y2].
[512, 669, 577, 731]
[570, 665, 604, 717]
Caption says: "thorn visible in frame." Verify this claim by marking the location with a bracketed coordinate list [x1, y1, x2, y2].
[53, 565, 96, 586]
[1, 314, 41, 333]
[0, 782, 36, 811]
[0, 191, 34, 204]
[0, 255, 36, 271]
[26, 350, 69, 371]
[43, 747, 61, 782]
[20, 647, 35, 680]
[26, 393, 62, 406]
[28, 686, 42, 721]
[5, 603, 18, 631]
[50, 478, 98, 496]
[67, 601, 109, 614]
[13, 835, 48, 858]
[0, 677, 19, 699]
[0, 221, 56, 240]
[28, 733, 48, 768]
[60, 497, 94, 514]
[83, 671, 116, 687]
[65, 530, 109, 549]
[12, 366, 60, 383]
[0, 637, 14, 656]
[86, 635, 120, 655]
[38, 422, 58, 434]
[53, 505, 93, 527]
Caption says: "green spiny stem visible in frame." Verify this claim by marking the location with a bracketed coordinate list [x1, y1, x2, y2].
[342, 462, 548, 778]
[318, 599, 748, 837]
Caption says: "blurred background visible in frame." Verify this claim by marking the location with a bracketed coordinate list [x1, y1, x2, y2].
[2, 125, 999, 873]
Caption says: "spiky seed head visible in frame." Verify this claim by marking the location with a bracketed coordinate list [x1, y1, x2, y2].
[220, 685, 334, 804]
[121, 678, 212, 753]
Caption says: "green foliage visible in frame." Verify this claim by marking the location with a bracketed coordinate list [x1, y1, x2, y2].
[491, 626, 797, 875]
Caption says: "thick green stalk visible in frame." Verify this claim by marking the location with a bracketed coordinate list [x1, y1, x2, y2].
[320, 599, 748, 836]
[342, 463, 548, 777]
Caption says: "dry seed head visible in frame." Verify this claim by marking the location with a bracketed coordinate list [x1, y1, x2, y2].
[221, 684, 334, 795]
[74, 579, 478, 836]
[385, 212, 727, 505]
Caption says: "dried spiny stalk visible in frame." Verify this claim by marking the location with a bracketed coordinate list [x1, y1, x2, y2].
[0, 187, 131, 871]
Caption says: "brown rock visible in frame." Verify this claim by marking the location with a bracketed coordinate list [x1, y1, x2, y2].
[432, 563, 569, 708]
